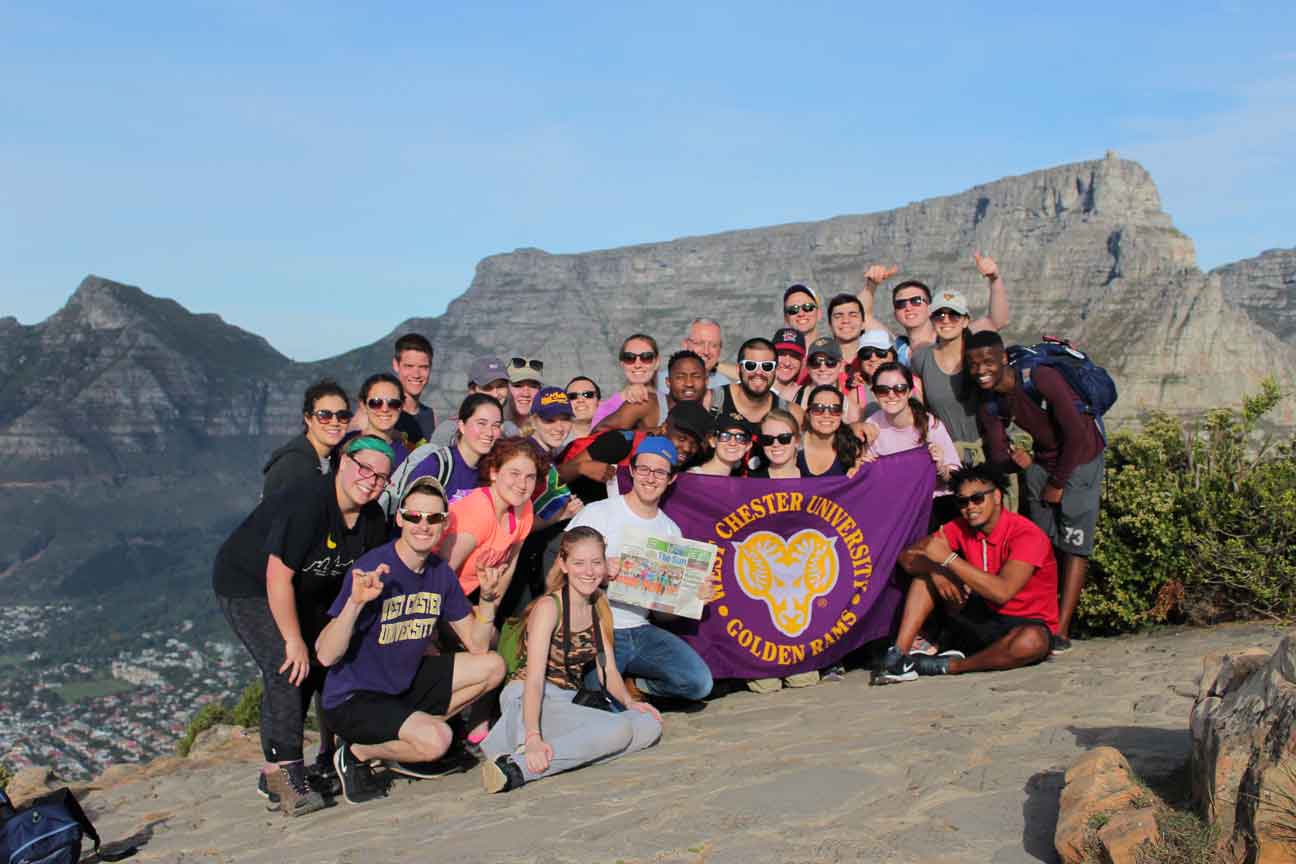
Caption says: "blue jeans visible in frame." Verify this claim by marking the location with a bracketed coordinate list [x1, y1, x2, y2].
[587, 624, 713, 701]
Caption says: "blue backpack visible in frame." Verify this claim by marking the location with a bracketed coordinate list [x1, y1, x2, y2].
[986, 337, 1117, 434]
[0, 787, 135, 864]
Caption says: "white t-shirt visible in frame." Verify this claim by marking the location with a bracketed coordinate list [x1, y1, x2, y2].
[567, 494, 682, 630]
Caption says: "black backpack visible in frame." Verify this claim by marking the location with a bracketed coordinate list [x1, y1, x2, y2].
[985, 337, 1117, 436]
[0, 787, 135, 864]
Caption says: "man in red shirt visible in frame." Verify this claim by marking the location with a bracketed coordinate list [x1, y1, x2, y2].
[876, 463, 1056, 683]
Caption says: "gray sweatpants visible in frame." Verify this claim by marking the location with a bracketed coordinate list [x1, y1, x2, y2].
[482, 680, 661, 783]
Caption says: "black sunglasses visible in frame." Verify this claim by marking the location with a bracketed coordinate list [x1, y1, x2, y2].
[566, 390, 598, 400]
[931, 309, 965, 322]
[955, 490, 994, 508]
[399, 509, 448, 525]
[758, 432, 796, 446]
[310, 409, 353, 423]
[509, 357, 544, 372]
[784, 302, 818, 315]
[858, 347, 892, 360]
[893, 296, 928, 309]
[808, 356, 840, 369]
[366, 398, 402, 411]
[808, 402, 844, 416]
[619, 351, 657, 364]
[872, 383, 910, 396]
[715, 430, 751, 444]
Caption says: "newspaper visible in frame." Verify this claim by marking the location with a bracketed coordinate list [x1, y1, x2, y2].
[608, 535, 717, 620]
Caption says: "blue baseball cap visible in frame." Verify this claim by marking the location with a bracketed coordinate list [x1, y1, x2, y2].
[634, 435, 679, 467]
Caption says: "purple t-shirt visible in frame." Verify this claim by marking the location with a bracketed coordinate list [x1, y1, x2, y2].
[321, 540, 472, 709]
[408, 444, 481, 503]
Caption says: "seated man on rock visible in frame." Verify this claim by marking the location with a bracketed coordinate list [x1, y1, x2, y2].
[315, 477, 506, 804]
[876, 463, 1056, 683]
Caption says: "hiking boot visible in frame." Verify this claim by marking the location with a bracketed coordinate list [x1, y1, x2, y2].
[872, 645, 917, 685]
[913, 649, 966, 677]
[264, 761, 326, 817]
[307, 751, 342, 798]
[1050, 635, 1073, 654]
[333, 744, 384, 805]
[480, 754, 526, 794]
[256, 771, 280, 809]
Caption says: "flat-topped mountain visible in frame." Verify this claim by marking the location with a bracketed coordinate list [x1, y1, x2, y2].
[1, 153, 1293, 663]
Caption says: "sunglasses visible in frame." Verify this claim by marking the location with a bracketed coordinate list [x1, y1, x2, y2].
[310, 409, 353, 424]
[858, 347, 892, 361]
[872, 383, 910, 397]
[715, 430, 751, 444]
[509, 357, 544, 372]
[566, 390, 598, 400]
[784, 302, 818, 315]
[619, 350, 657, 364]
[808, 402, 844, 416]
[346, 453, 390, 486]
[758, 432, 796, 446]
[955, 490, 994, 508]
[893, 296, 928, 309]
[931, 309, 965, 322]
[399, 509, 448, 525]
[808, 356, 840, 369]
[739, 359, 777, 373]
[366, 398, 402, 411]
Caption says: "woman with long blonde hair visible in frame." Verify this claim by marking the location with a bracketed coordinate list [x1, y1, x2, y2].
[479, 526, 662, 793]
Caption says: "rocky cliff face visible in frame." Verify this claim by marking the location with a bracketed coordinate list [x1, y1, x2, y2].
[2, 154, 1293, 616]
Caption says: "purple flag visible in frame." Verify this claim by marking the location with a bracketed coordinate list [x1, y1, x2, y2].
[659, 449, 936, 679]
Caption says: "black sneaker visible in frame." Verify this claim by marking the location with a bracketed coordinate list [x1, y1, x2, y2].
[307, 751, 342, 798]
[256, 771, 280, 809]
[912, 649, 966, 676]
[480, 754, 526, 794]
[1050, 635, 1072, 654]
[333, 744, 384, 805]
[872, 645, 917, 684]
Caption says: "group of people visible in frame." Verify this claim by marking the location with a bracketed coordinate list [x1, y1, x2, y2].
[212, 255, 1109, 814]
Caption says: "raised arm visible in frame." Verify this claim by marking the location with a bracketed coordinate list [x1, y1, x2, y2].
[969, 253, 1009, 333]
[856, 264, 899, 333]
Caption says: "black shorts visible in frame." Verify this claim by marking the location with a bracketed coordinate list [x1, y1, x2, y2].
[945, 596, 1050, 655]
[323, 654, 457, 746]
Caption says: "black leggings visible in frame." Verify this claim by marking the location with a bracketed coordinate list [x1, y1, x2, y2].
[217, 594, 331, 763]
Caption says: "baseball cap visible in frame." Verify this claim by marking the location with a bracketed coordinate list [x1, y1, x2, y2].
[664, 400, 712, 444]
[399, 476, 448, 509]
[806, 337, 843, 363]
[468, 356, 507, 387]
[507, 357, 543, 385]
[712, 412, 758, 437]
[931, 290, 970, 317]
[533, 386, 574, 420]
[772, 327, 806, 357]
[858, 329, 895, 352]
[634, 435, 679, 468]
[782, 283, 818, 304]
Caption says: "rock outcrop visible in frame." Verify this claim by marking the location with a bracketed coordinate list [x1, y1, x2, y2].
[1214, 247, 1296, 343]
[1191, 633, 1296, 863]
[1055, 746, 1160, 864]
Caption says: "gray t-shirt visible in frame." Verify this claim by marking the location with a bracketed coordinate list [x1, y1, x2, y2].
[911, 344, 981, 443]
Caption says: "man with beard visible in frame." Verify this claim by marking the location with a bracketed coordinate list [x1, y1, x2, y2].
[876, 463, 1056, 684]
[596, 350, 708, 432]
[710, 338, 795, 426]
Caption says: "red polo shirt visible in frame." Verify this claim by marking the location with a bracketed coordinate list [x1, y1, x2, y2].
[940, 510, 1059, 633]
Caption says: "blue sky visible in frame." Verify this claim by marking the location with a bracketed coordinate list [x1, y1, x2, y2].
[3, 2, 1293, 360]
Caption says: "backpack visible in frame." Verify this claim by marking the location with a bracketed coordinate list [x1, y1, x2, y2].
[379, 442, 453, 516]
[0, 787, 135, 864]
[987, 337, 1117, 433]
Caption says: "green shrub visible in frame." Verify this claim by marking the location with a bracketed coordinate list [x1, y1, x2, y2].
[1084, 378, 1296, 633]
[231, 679, 263, 729]
[0, 761, 11, 792]
[176, 701, 233, 757]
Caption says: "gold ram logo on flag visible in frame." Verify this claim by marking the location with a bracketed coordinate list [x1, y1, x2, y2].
[733, 529, 839, 637]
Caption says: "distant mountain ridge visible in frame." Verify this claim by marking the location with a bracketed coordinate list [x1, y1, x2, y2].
[1, 154, 1293, 646]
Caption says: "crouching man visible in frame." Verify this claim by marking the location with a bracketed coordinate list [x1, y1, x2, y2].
[316, 477, 506, 804]
[876, 463, 1056, 683]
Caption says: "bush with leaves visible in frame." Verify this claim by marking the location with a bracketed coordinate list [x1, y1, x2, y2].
[1084, 378, 1296, 633]
[0, 761, 11, 792]
[231, 679, 263, 729]
[176, 701, 234, 757]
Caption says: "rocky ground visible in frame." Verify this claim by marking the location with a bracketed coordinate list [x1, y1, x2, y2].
[54, 622, 1289, 863]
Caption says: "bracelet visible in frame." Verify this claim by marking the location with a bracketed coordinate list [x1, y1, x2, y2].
[940, 552, 959, 568]
[525, 730, 542, 741]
